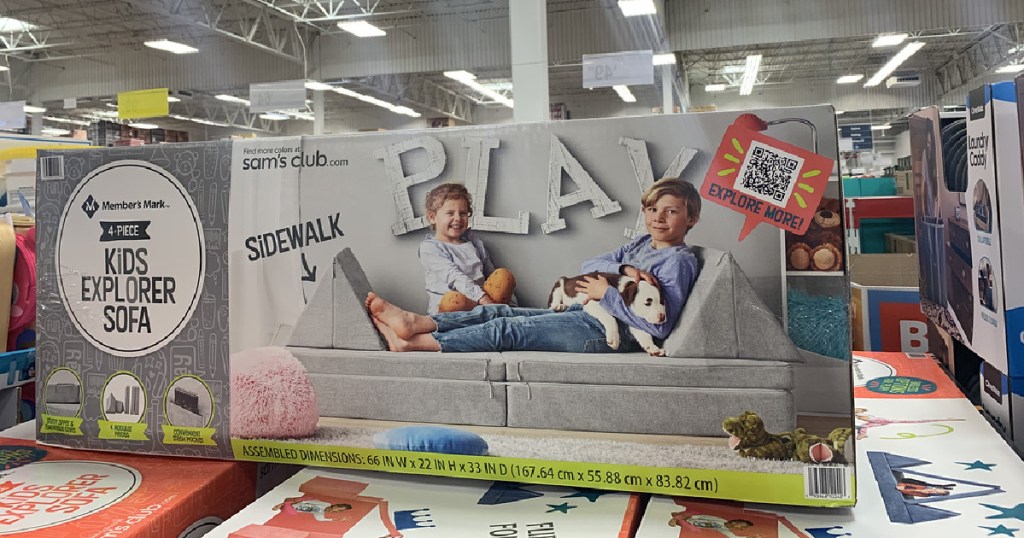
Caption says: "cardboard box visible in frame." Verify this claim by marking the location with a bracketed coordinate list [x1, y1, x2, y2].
[850, 254, 931, 353]
[893, 170, 913, 196]
[35, 108, 855, 507]
[910, 82, 1024, 379]
[884, 232, 916, 253]
[0, 436, 256, 536]
[639, 352, 1024, 537]
[978, 360, 1024, 454]
[207, 468, 642, 538]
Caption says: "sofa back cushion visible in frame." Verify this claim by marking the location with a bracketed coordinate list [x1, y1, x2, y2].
[661, 246, 804, 363]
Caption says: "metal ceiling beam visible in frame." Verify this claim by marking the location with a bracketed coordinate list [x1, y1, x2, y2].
[129, 0, 314, 65]
[174, 99, 284, 133]
[934, 25, 1019, 97]
[352, 74, 476, 123]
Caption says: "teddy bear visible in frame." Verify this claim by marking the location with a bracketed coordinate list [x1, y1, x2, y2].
[787, 197, 844, 272]
[722, 411, 852, 464]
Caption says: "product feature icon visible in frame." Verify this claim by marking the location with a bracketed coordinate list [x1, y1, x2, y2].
[973, 179, 992, 233]
[42, 368, 83, 417]
[978, 257, 998, 312]
[101, 372, 146, 423]
[164, 375, 214, 428]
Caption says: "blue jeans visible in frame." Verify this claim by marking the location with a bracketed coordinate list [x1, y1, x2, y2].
[430, 304, 639, 353]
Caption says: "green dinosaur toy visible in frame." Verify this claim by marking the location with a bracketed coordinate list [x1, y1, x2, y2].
[722, 411, 853, 464]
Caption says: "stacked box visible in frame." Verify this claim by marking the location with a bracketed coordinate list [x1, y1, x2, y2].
[849, 254, 930, 353]
[34, 108, 855, 506]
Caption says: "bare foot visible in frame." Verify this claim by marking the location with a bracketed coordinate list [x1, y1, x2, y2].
[372, 318, 410, 352]
[366, 293, 434, 340]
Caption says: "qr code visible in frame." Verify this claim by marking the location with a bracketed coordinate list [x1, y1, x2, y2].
[40, 156, 65, 180]
[734, 140, 804, 204]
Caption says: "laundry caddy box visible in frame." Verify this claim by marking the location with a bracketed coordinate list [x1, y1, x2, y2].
[34, 108, 855, 507]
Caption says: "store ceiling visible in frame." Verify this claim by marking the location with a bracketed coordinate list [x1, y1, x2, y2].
[2, 0, 1022, 137]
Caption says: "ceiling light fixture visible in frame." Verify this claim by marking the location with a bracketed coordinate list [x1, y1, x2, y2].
[443, 70, 514, 108]
[704, 84, 727, 92]
[337, 20, 386, 37]
[617, 0, 656, 16]
[835, 110, 846, 115]
[259, 112, 291, 120]
[872, 33, 909, 48]
[0, 17, 36, 32]
[95, 110, 119, 118]
[333, 87, 422, 117]
[864, 41, 925, 87]
[129, 122, 159, 129]
[23, 105, 45, 114]
[216, 94, 251, 106]
[739, 54, 762, 96]
[144, 39, 198, 54]
[44, 116, 90, 127]
[870, 123, 892, 130]
[105, 103, 118, 108]
[304, 81, 333, 91]
[653, 53, 675, 66]
[41, 128, 70, 136]
[0, 66, 9, 73]
[168, 96, 181, 103]
[613, 85, 637, 103]
[996, 64, 1024, 74]
[836, 74, 864, 84]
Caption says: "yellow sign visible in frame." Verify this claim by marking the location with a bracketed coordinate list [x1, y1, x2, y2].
[39, 415, 84, 435]
[231, 439, 856, 507]
[118, 88, 169, 120]
[98, 420, 149, 441]
[161, 425, 216, 446]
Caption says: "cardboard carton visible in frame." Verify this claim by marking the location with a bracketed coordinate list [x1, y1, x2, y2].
[849, 254, 930, 353]
[34, 109, 855, 506]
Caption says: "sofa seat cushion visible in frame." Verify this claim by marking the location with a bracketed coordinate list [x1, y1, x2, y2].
[500, 351, 792, 390]
[290, 346, 505, 381]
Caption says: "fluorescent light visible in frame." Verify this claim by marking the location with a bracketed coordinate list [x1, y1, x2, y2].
[216, 94, 251, 106]
[167, 96, 181, 103]
[443, 70, 514, 108]
[618, 0, 656, 16]
[304, 81, 333, 91]
[704, 84, 727, 92]
[835, 110, 846, 115]
[332, 87, 423, 117]
[129, 122, 159, 129]
[872, 33, 908, 48]
[870, 124, 891, 130]
[105, 103, 118, 108]
[144, 39, 198, 54]
[722, 65, 745, 74]
[0, 66, 9, 72]
[864, 41, 925, 87]
[613, 85, 636, 103]
[259, 112, 291, 120]
[95, 110, 119, 118]
[836, 74, 864, 84]
[291, 112, 315, 121]
[0, 17, 36, 32]
[42, 128, 70, 136]
[653, 53, 675, 66]
[23, 105, 45, 114]
[996, 64, 1024, 74]
[337, 20, 386, 37]
[44, 116, 90, 126]
[172, 114, 230, 127]
[739, 54, 762, 96]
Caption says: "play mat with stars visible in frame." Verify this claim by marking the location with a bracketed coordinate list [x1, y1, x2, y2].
[636, 352, 1024, 537]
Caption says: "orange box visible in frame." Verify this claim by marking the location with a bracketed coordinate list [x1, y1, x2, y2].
[0, 437, 256, 536]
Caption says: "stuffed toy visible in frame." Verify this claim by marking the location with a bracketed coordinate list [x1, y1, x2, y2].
[786, 198, 844, 272]
[722, 411, 853, 464]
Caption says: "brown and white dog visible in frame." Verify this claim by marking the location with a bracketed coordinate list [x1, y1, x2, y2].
[547, 272, 667, 356]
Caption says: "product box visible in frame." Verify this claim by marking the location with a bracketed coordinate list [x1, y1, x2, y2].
[910, 82, 1024, 379]
[34, 108, 854, 506]
[638, 351, 1024, 536]
[978, 360, 1024, 454]
[207, 467, 641, 538]
[849, 254, 930, 353]
[0, 436, 256, 536]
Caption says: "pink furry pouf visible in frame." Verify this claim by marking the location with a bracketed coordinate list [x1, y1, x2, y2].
[230, 346, 318, 439]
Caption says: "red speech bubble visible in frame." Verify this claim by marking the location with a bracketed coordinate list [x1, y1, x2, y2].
[701, 116, 835, 241]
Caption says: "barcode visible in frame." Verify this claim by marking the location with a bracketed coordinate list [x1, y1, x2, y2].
[40, 156, 64, 180]
[804, 465, 852, 500]
[735, 140, 804, 204]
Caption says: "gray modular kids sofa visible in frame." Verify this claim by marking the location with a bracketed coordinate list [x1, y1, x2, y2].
[286, 247, 848, 438]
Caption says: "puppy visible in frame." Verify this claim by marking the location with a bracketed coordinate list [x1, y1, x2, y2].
[548, 272, 667, 356]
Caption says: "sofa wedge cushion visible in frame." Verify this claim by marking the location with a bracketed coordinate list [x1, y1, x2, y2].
[663, 246, 803, 363]
[290, 347, 505, 381]
[501, 351, 792, 390]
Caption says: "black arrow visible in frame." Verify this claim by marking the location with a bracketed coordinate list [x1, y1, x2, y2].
[301, 252, 317, 282]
